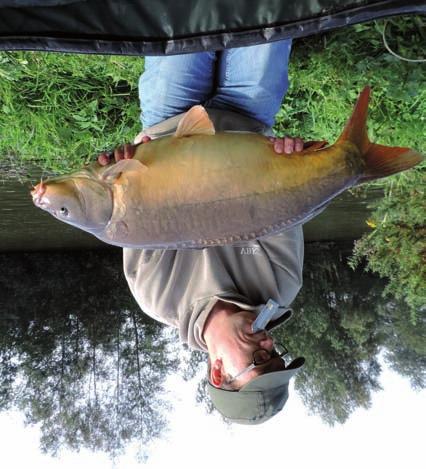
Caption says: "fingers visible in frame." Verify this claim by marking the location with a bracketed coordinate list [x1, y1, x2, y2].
[98, 151, 113, 166]
[113, 146, 123, 162]
[114, 143, 137, 161]
[294, 138, 304, 152]
[269, 136, 305, 155]
[273, 137, 285, 154]
[98, 130, 152, 167]
[124, 143, 135, 159]
[134, 131, 152, 145]
[97, 143, 138, 166]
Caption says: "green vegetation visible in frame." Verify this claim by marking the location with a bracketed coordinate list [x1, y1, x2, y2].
[278, 17, 425, 322]
[0, 19, 424, 326]
[279, 17, 425, 322]
[0, 16, 424, 173]
[280, 243, 425, 425]
[350, 169, 425, 322]
[0, 53, 142, 172]
[275, 16, 425, 152]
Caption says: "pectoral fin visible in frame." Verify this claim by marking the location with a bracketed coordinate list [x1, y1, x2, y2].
[174, 105, 216, 138]
[102, 159, 147, 183]
[303, 140, 328, 151]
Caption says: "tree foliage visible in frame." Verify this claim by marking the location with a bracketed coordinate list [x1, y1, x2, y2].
[283, 243, 425, 424]
[350, 170, 425, 323]
[0, 250, 177, 460]
[1, 244, 424, 455]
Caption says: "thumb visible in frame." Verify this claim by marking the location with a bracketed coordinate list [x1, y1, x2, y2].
[134, 130, 147, 144]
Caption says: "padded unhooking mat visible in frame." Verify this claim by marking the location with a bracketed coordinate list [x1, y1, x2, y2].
[0, 0, 424, 55]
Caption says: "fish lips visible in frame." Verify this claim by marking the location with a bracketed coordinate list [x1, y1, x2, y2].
[31, 186, 47, 209]
[31, 191, 61, 218]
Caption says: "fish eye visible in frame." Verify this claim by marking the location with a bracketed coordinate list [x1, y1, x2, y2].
[59, 207, 69, 216]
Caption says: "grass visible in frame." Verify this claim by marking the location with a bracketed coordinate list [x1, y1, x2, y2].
[0, 53, 143, 173]
[275, 17, 425, 154]
[0, 16, 424, 175]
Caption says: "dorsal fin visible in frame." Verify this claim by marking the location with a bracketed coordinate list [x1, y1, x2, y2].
[174, 105, 216, 138]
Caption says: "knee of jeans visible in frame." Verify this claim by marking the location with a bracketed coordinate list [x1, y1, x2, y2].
[138, 73, 172, 128]
[267, 80, 289, 107]
[245, 78, 290, 126]
[138, 58, 170, 111]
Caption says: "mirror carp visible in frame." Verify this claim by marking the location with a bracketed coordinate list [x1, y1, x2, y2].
[31, 87, 423, 249]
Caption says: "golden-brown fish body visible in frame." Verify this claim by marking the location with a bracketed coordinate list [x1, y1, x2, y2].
[108, 134, 362, 248]
[31, 87, 423, 249]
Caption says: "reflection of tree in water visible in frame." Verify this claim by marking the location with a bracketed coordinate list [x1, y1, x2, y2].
[195, 243, 425, 423]
[280, 243, 384, 424]
[273, 243, 425, 424]
[0, 245, 424, 458]
[0, 250, 177, 460]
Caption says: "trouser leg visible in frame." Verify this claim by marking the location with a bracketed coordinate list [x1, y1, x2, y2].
[139, 52, 217, 128]
[206, 40, 292, 127]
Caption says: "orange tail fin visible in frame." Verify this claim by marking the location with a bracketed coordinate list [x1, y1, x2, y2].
[338, 86, 423, 183]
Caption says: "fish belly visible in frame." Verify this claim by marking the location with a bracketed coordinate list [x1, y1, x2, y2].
[104, 133, 362, 248]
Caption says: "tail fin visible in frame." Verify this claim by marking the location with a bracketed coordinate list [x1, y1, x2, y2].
[361, 145, 423, 182]
[338, 86, 423, 183]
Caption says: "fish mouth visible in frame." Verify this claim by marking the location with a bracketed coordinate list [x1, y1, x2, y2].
[31, 182, 57, 215]
[31, 181, 46, 206]
[32, 194, 57, 215]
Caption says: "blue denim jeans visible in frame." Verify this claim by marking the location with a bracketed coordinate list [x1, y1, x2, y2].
[139, 40, 292, 129]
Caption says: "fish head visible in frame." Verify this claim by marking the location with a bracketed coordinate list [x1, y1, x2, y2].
[31, 175, 113, 234]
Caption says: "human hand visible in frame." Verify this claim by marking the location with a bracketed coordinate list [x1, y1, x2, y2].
[134, 131, 152, 145]
[268, 136, 304, 154]
[97, 135, 151, 166]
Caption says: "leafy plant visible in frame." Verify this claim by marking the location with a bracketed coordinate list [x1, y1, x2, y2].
[350, 169, 425, 323]
[0, 52, 142, 173]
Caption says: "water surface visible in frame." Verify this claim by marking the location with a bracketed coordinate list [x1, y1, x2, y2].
[0, 245, 423, 464]
[0, 177, 381, 251]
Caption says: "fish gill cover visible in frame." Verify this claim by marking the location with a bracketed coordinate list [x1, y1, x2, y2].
[0, 0, 424, 55]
